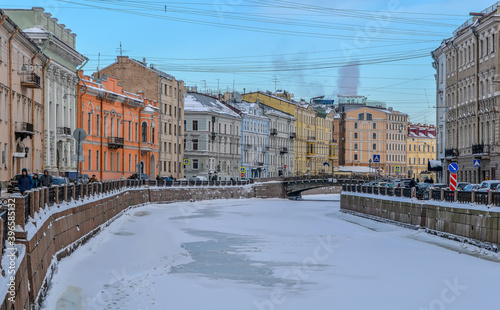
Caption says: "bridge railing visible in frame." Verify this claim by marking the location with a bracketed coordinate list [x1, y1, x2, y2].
[341, 180, 500, 207]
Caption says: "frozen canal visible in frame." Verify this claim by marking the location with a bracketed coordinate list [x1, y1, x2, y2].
[42, 194, 500, 310]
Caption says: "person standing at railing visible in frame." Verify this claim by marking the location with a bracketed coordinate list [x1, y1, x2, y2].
[32, 173, 41, 188]
[40, 169, 53, 187]
[18, 168, 33, 195]
[89, 175, 98, 183]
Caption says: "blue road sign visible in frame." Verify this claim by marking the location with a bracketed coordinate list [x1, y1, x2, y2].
[373, 155, 381, 163]
[448, 163, 459, 173]
[473, 159, 481, 168]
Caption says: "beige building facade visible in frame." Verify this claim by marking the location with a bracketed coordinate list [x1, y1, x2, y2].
[0, 10, 48, 185]
[433, 4, 500, 183]
[340, 105, 408, 176]
[98, 56, 184, 178]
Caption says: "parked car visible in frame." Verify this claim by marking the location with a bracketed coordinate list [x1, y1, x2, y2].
[416, 182, 432, 200]
[462, 184, 480, 192]
[477, 180, 500, 192]
[429, 183, 448, 191]
[189, 176, 208, 182]
[399, 179, 413, 188]
[127, 173, 150, 180]
[457, 182, 470, 190]
[52, 177, 70, 186]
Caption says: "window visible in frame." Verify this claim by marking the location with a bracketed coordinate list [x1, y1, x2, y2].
[104, 116, 108, 137]
[129, 154, 131, 172]
[88, 150, 92, 170]
[373, 123, 377, 129]
[117, 153, 120, 172]
[193, 159, 199, 170]
[193, 139, 198, 151]
[135, 123, 138, 141]
[96, 151, 100, 170]
[192, 120, 198, 131]
[354, 154, 358, 161]
[151, 125, 155, 143]
[367, 113, 373, 121]
[128, 122, 131, 140]
[354, 122, 358, 129]
[373, 133, 377, 139]
[87, 113, 91, 134]
[373, 143, 377, 150]
[110, 152, 114, 172]
[104, 151, 108, 171]
[409, 144, 412, 151]
[96, 115, 100, 136]
[354, 133, 358, 139]
[142, 122, 147, 142]
[354, 143, 358, 150]
[358, 113, 364, 120]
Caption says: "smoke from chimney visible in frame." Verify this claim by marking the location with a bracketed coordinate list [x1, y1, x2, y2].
[337, 61, 360, 96]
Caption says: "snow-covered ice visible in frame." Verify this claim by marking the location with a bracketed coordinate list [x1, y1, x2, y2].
[41, 194, 499, 310]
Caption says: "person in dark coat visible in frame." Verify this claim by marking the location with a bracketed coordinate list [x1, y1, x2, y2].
[18, 168, 33, 194]
[40, 169, 53, 187]
[409, 178, 417, 188]
[32, 173, 41, 188]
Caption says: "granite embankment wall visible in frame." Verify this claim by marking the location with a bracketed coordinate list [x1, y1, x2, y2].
[2, 182, 285, 310]
[341, 193, 500, 249]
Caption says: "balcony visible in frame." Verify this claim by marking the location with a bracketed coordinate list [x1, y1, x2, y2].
[108, 137, 124, 149]
[244, 144, 252, 151]
[445, 148, 459, 158]
[307, 136, 316, 141]
[472, 144, 485, 155]
[56, 127, 72, 136]
[140, 141, 155, 154]
[290, 132, 296, 140]
[15, 122, 34, 140]
[21, 73, 41, 88]
[270, 128, 278, 136]
[256, 162, 264, 167]
[280, 147, 288, 155]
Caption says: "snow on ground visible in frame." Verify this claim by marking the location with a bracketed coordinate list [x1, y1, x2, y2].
[41, 195, 499, 310]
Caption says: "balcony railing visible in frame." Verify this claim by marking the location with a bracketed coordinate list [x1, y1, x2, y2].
[108, 137, 125, 149]
[445, 148, 459, 157]
[472, 144, 487, 155]
[290, 132, 296, 140]
[244, 144, 252, 150]
[270, 128, 278, 136]
[256, 162, 264, 166]
[56, 127, 71, 136]
[21, 73, 41, 88]
[280, 147, 288, 155]
[14, 122, 34, 140]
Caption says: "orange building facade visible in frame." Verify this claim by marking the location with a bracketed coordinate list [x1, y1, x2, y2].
[77, 72, 159, 180]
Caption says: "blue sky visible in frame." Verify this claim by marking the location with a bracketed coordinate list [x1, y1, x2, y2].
[8, 0, 500, 124]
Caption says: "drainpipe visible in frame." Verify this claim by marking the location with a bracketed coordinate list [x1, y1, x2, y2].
[75, 58, 88, 175]
[8, 28, 19, 178]
[450, 41, 459, 159]
[42, 58, 51, 172]
[177, 82, 181, 179]
[471, 25, 480, 182]
[158, 76, 162, 177]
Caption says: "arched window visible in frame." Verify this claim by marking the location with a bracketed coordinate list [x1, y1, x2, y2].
[142, 122, 148, 142]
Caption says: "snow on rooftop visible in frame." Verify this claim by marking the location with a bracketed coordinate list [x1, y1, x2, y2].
[184, 93, 240, 118]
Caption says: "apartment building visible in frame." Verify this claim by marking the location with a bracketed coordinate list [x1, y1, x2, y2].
[78, 73, 159, 180]
[183, 93, 241, 181]
[407, 123, 437, 181]
[5, 8, 87, 176]
[0, 10, 48, 186]
[432, 4, 500, 183]
[97, 56, 184, 178]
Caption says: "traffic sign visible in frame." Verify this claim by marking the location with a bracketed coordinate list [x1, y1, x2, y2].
[73, 128, 87, 141]
[395, 166, 401, 172]
[448, 163, 459, 173]
[183, 159, 190, 166]
[240, 167, 246, 173]
[71, 154, 85, 162]
[240, 172, 245, 177]
[473, 159, 481, 168]
[373, 155, 381, 163]
[450, 173, 458, 191]
[284, 165, 287, 169]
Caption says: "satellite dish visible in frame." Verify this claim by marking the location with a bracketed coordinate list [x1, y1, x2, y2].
[233, 91, 242, 103]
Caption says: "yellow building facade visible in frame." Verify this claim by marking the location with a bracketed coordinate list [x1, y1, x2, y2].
[242, 92, 338, 175]
[406, 124, 437, 181]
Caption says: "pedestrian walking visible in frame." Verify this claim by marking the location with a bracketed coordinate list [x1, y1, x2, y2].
[40, 169, 54, 187]
[18, 168, 33, 194]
